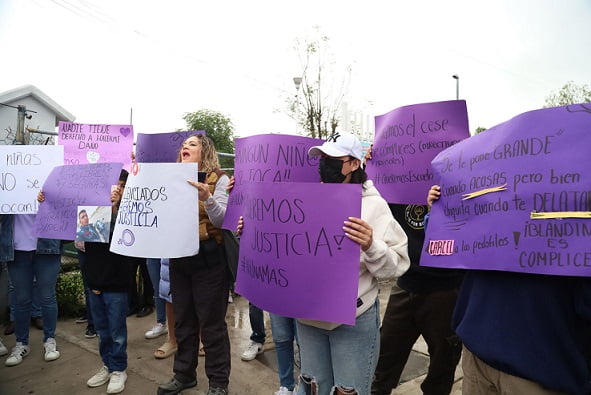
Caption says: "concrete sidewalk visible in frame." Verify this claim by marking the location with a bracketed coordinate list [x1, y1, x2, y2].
[0, 283, 462, 395]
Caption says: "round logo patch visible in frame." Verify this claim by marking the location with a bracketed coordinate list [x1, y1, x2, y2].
[405, 205, 426, 230]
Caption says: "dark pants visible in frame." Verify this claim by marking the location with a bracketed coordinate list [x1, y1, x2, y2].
[249, 302, 265, 344]
[127, 257, 154, 313]
[170, 242, 231, 388]
[372, 284, 462, 395]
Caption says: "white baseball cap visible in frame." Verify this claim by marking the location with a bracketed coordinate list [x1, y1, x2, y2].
[308, 133, 364, 161]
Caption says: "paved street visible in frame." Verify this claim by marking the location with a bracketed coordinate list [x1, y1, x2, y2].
[0, 282, 462, 395]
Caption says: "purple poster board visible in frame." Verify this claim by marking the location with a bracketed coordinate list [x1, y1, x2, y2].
[421, 103, 591, 277]
[34, 163, 123, 240]
[235, 181, 362, 324]
[365, 100, 469, 205]
[222, 134, 323, 230]
[135, 131, 205, 163]
[58, 121, 134, 169]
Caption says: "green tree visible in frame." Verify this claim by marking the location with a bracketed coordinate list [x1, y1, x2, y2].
[475, 126, 487, 134]
[287, 27, 350, 140]
[182, 109, 235, 170]
[544, 81, 591, 107]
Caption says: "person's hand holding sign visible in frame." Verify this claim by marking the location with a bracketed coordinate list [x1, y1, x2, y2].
[343, 217, 373, 251]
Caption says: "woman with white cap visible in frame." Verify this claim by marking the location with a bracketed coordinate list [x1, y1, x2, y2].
[293, 133, 410, 395]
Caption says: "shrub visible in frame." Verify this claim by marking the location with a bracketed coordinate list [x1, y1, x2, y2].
[56, 270, 85, 317]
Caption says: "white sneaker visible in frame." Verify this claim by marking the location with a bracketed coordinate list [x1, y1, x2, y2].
[43, 338, 60, 361]
[145, 322, 168, 339]
[107, 370, 127, 394]
[5, 342, 30, 366]
[0, 338, 7, 356]
[275, 387, 293, 395]
[87, 365, 111, 387]
[241, 340, 263, 361]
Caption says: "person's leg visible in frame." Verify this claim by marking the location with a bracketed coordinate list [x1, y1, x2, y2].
[249, 302, 265, 344]
[169, 257, 199, 383]
[6, 251, 34, 345]
[416, 288, 462, 395]
[166, 302, 176, 343]
[331, 301, 381, 395]
[196, 263, 231, 390]
[78, 250, 94, 327]
[295, 321, 333, 395]
[372, 285, 420, 394]
[31, 276, 42, 319]
[146, 258, 165, 324]
[7, 267, 15, 324]
[89, 291, 113, 368]
[102, 291, 128, 372]
[139, 260, 154, 308]
[270, 313, 297, 391]
[126, 257, 139, 315]
[32, 254, 60, 342]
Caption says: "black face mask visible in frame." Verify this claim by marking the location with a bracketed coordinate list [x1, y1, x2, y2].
[319, 156, 348, 183]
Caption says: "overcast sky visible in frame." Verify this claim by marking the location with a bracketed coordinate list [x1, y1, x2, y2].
[1, 0, 590, 139]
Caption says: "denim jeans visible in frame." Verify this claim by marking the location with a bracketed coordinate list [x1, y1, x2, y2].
[270, 313, 298, 391]
[295, 301, 380, 395]
[77, 250, 94, 327]
[249, 302, 265, 344]
[89, 291, 128, 372]
[146, 258, 166, 324]
[8, 273, 42, 321]
[7, 251, 60, 344]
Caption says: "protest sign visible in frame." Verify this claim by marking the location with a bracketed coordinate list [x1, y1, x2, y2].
[421, 103, 591, 276]
[365, 100, 469, 204]
[135, 130, 205, 163]
[223, 134, 322, 230]
[110, 163, 199, 258]
[0, 145, 63, 214]
[34, 163, 122, 239]
[58, 121, 134, 168]
[235, 181, 362, 325]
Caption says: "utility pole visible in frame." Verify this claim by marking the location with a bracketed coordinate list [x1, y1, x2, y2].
[15, 105, 27, 145]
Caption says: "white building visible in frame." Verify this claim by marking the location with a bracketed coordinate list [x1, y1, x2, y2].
[0, 85, 75, 145]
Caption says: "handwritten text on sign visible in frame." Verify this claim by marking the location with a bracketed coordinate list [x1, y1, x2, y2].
[0, 145, 63, 214]
[365, 100, 469, 205]
[223, 134, 322, 230]
[135, 131, 205, 163]
[110, 163, 199, 259]
[34, 163, 122, 239]
[235, 182, 361, 325]
[58, 121, 134, 168]
[421, 103, 591, 277]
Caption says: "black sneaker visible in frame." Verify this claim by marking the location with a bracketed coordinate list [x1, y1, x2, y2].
[85, 326, 97, 339]
[157, 377, 197, 395]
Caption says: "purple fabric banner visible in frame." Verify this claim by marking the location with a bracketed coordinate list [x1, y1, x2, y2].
[365, 100, 469, 205]
[135, 131, 205, 163]
[421, 103, 591, 277]
[235, 181, 362, 325]
[34, 163, 123, 240]
[58, 121, 134, 169]
[222, 134, 323, 230]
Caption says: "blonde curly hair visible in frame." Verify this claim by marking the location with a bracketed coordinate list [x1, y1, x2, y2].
[176, 134, 220, 172]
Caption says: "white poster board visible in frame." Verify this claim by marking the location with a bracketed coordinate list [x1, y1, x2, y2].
[110, 162, 199, 258]
[0, 145, 64, 214]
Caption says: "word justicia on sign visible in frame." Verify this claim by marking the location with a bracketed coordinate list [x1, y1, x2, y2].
[427, 239, 455, 256]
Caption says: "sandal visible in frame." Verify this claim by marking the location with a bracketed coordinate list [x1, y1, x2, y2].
[154, 341, 177, 359]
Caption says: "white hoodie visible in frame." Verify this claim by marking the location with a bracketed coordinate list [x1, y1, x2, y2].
[299, 180, 410, 330]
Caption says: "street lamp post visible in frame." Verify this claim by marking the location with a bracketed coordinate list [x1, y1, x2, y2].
[293, 77, 302, 133]
[452, 74, 459, 100]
